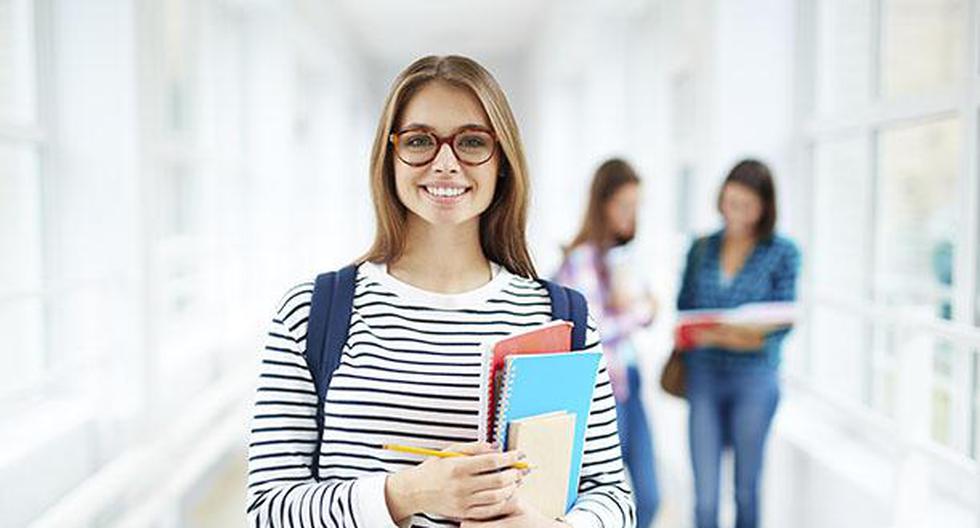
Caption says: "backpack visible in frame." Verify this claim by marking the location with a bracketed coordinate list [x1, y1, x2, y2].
[304, 264, 589, 480]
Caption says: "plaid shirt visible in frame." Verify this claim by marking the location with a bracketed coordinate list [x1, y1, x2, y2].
[555, 243, 653, 401]
[677, 230, 801, 368]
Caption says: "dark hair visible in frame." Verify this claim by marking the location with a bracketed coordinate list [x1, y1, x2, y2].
[717, 158, 777, 239]
[567, 158, 641, 252]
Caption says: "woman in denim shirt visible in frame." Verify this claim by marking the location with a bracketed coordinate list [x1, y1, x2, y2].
[677, 159, 800, 528]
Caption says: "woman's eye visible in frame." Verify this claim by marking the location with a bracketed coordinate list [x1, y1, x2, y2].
[458, 135, 488, 148]
[405, 135, 434, 148]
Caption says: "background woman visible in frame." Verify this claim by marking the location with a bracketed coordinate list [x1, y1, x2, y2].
[555, 158, 660, 528]
[677, 159, 800, 528]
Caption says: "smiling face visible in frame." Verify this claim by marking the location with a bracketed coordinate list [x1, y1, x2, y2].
[392, 81, 499, 228]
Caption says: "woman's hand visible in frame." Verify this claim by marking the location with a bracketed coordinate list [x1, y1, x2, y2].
[642, 291, 659, 325]
[460, 496, 569, 527]
[385, 442, 528, 522]
[692, 324, 765, 351]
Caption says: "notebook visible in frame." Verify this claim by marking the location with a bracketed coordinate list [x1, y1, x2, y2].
[477, 320, 573, 441]
[675, 301, 797, 349]
[494, 351, 602, 511]
[507, 411, 576, 518]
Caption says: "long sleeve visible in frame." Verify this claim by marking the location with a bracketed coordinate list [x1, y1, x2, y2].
[555, 246, 651, 345]
[246, 285, 398, 528]
[562, 315, 637, 528]
[763, 240, 801, 347]
[676, 239, 702, 311]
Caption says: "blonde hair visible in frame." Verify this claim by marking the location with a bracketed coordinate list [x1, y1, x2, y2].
[359, 55, 536, 278]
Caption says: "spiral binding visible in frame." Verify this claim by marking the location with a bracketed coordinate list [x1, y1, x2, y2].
[492, 364, 517, 446]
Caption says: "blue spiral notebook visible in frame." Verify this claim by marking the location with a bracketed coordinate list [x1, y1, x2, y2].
[493, 351, 601, 511]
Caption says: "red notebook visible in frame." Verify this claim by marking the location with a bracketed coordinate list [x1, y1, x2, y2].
[674, 315, 722, 350]
[674, 302, 797, 350]
[481, 320, 573, 441]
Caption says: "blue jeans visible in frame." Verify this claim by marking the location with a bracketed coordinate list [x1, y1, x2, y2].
[615, 366, 660, 528]
[686, 362, 779, 528]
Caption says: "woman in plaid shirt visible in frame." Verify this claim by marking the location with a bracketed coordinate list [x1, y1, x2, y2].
[678, 159, 801, 528]
[555, 159, 660, 528]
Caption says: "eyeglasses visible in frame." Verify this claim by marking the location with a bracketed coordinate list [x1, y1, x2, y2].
[389, 126, 497, 167]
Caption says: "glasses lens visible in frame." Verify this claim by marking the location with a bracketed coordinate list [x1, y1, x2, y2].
[397, 131, 437, 164]
[454, 130, 494, 164]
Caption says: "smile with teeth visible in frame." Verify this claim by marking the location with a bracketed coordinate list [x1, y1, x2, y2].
[423, 185, 470, 198]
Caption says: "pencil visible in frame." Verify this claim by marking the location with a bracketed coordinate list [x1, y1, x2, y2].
[383, 444, 531, 470]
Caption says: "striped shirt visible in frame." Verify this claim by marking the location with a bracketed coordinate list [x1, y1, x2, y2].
[247, 261, 636, 527]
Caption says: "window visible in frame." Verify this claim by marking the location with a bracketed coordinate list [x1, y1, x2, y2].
[0, 0, 37, 123]
[812, 135, 872, 296]
[0, 0, 44, 396]
[877, 117, 959, 319]
[882, 0, 966, 98]
[815, 0, 872, 114]
[804, 0, 979, 462]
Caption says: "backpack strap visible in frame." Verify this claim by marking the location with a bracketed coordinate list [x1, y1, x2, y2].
[305, 264, 358, 480]
[539, 279, 589, 350]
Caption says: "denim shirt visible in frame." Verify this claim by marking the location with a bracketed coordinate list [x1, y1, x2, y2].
[677, 230, 801, 369]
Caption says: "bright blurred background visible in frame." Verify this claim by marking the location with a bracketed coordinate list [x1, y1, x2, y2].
[1, 0, 978, 526]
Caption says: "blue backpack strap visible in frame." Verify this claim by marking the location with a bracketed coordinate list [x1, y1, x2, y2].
[539, 279, 588, 350]
[305, 264, 358, 480]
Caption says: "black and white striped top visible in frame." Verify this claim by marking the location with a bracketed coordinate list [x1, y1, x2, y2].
[247, 262, 635, 527]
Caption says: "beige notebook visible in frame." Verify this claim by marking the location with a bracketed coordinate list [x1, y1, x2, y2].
[507, 411, 576, 518]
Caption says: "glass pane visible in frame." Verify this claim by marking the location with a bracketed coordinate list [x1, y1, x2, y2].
[871, 324, 899, 417]
[0, 0, 37, 123]
[973, 352, 979, 459]
[0, 298, 44, 392]
[156, 162, 199, 238]
[811, 306, 870, 403]
[815, 0, 872, 113]
[882, 0, 966, 97]
[813, 135, 871, 294]
[880, 324, 974, 455]
[161, 0, 198, 137]
[929, 339, 972, 453]
[47, 287, 116, 373]
[877, 118, 959, 318]
[0, 143, 42, 295]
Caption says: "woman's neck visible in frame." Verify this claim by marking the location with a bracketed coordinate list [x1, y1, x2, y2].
[388, 216, 492, 294]
[723, 227, 756, 247]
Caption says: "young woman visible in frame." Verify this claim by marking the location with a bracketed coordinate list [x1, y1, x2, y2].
[246, 56, 635, 528]
[554, 159, 659, 528]
[677, 159, 800, 528]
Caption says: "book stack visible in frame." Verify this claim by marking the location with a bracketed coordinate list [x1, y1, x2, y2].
[478, 322, 601, 515]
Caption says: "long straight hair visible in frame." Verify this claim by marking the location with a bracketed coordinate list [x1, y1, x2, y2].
[360, 55, 536, 278]
[567, 158, 641, 253]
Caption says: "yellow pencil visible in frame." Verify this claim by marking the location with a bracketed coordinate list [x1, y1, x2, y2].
[383, 444, 531, 470]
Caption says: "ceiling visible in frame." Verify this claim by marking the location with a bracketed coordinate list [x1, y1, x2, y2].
[331, 0, 557, 65]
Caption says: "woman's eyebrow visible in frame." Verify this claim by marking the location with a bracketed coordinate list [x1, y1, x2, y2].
[398, 122, 490, 132]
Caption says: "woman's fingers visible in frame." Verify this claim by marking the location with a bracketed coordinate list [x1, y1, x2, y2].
[464, 490, 520, 521]
[467, 482, 519, 507]
[444, 441, 498, 456]
[467, 466, 525, 493]
[460, 450, 524, 475]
